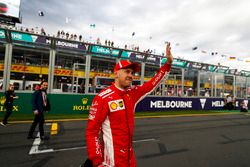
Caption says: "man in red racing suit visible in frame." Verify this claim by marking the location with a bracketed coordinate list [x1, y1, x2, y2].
[86, 43, 173, 167]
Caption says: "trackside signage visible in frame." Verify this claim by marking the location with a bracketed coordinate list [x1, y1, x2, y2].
[150, 100, 192, 108]
[135, 97, 249, 111]
[0, 29, 5, 39]
[91, 46, 119, 56]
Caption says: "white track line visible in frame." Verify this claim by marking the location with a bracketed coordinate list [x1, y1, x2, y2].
[29, 132, 42, 155]
[29, 138, 157, 155]
[133, 138, 157, 143]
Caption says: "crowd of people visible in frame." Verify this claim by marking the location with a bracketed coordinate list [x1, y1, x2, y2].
[0, 24, 157, 55]
[223, 94, 248, 112]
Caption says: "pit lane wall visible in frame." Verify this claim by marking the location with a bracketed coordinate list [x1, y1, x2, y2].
[0, 93, 249, 115]
[0, 93, 94, 115]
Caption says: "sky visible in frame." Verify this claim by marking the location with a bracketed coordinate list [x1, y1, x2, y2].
[18, 0, 250, 71]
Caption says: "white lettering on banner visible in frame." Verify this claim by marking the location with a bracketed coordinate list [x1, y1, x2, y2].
[12, 33, 22, 40]
[136, 55, 144, 60]
[56, 41, 78, 48]
[96, 47, 110, 54]
[211, 101, 224, 107]
[150, 101, 192, 108]
[147, 57, 156, 61]
[46, 39, 51, 44]
[200, 99, 206, 109]
[0, 31, 5, 37]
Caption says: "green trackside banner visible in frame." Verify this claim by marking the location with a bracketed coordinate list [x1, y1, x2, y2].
[91, 45, 120, 56]
[0, 92, 95, 115]
[0, 29, 5, 39]
[11, 32, 34, 42]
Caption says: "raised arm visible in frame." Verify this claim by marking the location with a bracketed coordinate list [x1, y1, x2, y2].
[132, 42, 173, 102]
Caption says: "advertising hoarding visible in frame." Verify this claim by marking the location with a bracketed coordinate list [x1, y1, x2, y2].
[0, 0, 21, 23]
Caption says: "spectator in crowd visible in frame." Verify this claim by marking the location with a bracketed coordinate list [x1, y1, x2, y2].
[97, 37, 101, 45]
[232, 95, 236, 109]
[66, 32, 69, 39]
[225, 94, 233, 110]
[30, 28, 34, 33]
[79, 35, 82, 41]
[57, 30, 60, 38]
[34, 85, 40, 91]
[205, 90, 210, 97]
[240, 100, 248, 112]
[70, 34, 74, 40]
[61, 30, 65, 38]
[1, 84, 18, 126]
[74, 34, 77, 40]
[41, 27, 46, 35]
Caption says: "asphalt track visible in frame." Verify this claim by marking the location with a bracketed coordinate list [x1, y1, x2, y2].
[1, 113, 250, 167]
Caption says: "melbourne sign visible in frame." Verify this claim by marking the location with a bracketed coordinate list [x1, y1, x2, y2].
[136, 97, 249, 111]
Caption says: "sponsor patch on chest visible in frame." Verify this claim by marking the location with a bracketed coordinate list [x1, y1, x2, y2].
[108, 99, 125, 112]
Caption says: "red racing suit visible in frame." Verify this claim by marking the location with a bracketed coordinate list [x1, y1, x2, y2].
[86, 63, 171, 167]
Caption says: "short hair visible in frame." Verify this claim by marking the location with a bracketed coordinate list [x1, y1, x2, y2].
[40, 80, 48, 86]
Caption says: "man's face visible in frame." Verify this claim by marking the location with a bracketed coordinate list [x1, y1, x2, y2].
[9, 85, 14, 90]
[41, 82, 48, 90]
[116, 68, 134, 88]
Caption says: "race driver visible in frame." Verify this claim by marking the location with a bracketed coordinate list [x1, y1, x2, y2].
[85, 43, 173, 167]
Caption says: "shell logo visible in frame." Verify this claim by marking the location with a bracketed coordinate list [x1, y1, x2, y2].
[110, 102, 117, 110]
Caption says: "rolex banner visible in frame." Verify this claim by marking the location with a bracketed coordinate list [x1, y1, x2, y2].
[0, 93, 94, 115]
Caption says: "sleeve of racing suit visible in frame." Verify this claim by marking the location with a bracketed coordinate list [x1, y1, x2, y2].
[86, 95, 109, 167]
[133, 63, 171, 102]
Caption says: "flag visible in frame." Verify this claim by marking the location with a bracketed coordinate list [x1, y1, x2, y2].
[90, 24, 96, 28]
[192, 47, 198, 50]
[38, 11, 44, 16]
[65, 17, 71, 23]
[237, 58, 243, 61]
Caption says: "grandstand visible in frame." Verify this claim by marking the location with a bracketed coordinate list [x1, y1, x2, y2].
[0, 26, 249, 114]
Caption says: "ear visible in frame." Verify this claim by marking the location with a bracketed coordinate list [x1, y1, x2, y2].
[114, 71, 119, 78]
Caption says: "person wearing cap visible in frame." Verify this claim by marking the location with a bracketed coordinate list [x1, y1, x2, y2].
[85, 43, 173, 167]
